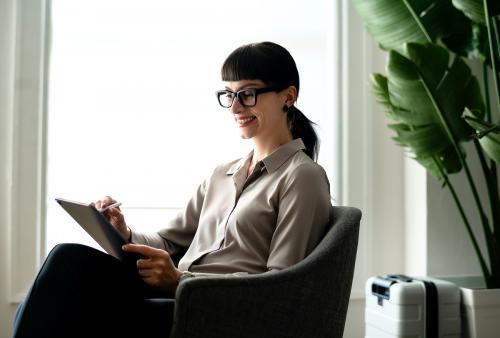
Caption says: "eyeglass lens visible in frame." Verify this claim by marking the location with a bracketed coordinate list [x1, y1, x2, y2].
[218, 89, 256, 108]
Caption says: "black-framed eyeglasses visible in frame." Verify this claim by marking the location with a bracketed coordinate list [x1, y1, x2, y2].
[215, 86, 278, 108]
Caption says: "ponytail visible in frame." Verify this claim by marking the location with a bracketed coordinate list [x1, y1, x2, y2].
[287, 106, 319, 161]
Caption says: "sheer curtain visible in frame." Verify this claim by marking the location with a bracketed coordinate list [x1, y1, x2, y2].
[45, 0, 337, 254]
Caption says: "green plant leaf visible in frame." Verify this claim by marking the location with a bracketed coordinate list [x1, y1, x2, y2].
[415, 147, 463, 176]
[372, 73, 432, 125]
[352, 0, 480, 57]
[373, 43, 485, 177]
[464, 108, 500, 163]
[449, 1, 500, 60]
[452, 0, 500, 25]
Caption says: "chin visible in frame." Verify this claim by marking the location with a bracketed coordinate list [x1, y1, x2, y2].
[239, 131, 255, 139]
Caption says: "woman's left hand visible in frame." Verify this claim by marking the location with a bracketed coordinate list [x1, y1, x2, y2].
[122, 244, 183, 294]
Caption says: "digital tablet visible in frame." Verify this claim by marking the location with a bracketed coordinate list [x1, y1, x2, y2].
[55, 198, 139, 265]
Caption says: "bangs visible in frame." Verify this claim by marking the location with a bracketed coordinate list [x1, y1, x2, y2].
[221, 42, 298, 92]
[221, 44, 271, 83]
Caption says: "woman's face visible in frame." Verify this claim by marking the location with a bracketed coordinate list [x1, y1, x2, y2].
[223, 79, 290, 142]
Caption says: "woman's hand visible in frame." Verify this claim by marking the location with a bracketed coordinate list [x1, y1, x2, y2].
[122, 244, 183, 294]
[94, 196, 131, 240]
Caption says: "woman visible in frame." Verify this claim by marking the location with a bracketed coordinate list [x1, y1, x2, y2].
[12, 41, 331, 338]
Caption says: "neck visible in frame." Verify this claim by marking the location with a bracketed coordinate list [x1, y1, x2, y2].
[251, 131, 293, 164]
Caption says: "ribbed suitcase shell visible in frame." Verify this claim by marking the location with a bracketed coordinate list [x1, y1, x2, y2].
[365, 275, 461, 338]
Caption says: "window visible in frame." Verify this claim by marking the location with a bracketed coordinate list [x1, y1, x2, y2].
[45, 0, 338, 253]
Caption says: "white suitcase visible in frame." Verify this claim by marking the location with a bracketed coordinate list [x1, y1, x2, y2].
[365, 274, 461, 338]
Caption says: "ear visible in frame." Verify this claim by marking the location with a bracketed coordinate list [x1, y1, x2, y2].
[284, 86, 298, 105]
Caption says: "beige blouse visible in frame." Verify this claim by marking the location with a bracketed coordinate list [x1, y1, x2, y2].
[131, 138, 331, 275]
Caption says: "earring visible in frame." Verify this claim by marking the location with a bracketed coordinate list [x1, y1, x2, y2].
[283, 104, 289, 113]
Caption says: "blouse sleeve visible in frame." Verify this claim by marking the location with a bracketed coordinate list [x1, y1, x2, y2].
[130, 179, 206, 256]
[266, 163, 331, 270]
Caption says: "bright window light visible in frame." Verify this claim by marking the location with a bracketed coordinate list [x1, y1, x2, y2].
[45, 0, 337, 254]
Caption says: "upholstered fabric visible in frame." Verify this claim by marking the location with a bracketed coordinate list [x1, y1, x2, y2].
[150, 205, 361, 338]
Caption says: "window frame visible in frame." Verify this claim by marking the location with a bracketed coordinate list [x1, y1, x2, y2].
[6, 0, 50, 303]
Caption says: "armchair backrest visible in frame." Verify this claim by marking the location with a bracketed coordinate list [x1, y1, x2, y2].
[170, 205, 361, 338]
[294, 205, 361, 337]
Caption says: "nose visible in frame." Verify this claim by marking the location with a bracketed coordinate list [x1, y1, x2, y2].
[229, 97, 244, 114]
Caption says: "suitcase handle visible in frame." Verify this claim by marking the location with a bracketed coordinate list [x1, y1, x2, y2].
[371, 274, 413, 304]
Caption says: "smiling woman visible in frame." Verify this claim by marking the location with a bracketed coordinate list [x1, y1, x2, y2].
[45, 0, 338, 254]
[12, 28, 337, 338]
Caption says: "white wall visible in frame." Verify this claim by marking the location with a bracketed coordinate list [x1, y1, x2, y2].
[427, 142, 495, 278]
[344, 299, 366, 337]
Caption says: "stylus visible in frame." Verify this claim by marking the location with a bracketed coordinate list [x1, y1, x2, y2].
[97, 202, 122, 213]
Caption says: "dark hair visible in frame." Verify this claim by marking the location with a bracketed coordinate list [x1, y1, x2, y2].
[221, 41, 319, 161]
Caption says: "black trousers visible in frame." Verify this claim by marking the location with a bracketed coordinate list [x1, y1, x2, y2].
[12, 243, 175, 338]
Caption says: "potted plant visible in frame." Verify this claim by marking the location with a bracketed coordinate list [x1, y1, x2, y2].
[351, 0, 500, 336]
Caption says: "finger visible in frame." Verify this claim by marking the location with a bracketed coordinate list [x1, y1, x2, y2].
[105, 208, 123, 217]
[142, 273, 164, 284]
[138, 268, 155, 278]
[110, 213, 125, 228]
[123, 244, 166, 258]
[137, 258, 155, 269]
[108, 207, 123, 219]
[95, 200, 102, 209]
[101, 196, 116, 208]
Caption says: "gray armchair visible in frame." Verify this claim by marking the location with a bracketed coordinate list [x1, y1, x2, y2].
[164, 205, 362, 338]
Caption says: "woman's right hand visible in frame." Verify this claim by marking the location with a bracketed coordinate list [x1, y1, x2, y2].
[94, 196, 131, 241]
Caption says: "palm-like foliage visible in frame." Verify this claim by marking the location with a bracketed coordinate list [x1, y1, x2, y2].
[453, 0, 500, 24]
[372, 43, 484, 178]
[353, 0, 500, 288]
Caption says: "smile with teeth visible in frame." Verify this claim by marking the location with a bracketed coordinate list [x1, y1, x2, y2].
[237, 116, 256, 126]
